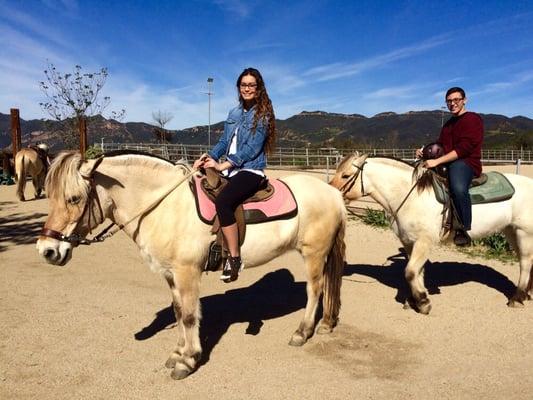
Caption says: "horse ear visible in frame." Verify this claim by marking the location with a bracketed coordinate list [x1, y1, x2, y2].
[357, 153, 369, 165]
[353, 151, 360, 157]
[79, 156, 104, 178]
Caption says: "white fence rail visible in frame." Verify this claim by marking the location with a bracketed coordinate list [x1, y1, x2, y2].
[98, 142, 532, 167]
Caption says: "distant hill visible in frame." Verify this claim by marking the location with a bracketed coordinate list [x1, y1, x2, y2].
[1, 110, 532, 151]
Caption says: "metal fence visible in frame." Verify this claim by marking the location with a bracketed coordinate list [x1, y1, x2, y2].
[98, 142, 532, 167]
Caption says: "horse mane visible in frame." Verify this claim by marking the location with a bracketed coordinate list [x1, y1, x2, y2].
[104, 149, 174, 164]
[46, 151, 90, 203]
[46, 150, 192, 203]
[104, 149, 191, 172]
[368, 155, 415, 169]
[366, 155, 435, 193]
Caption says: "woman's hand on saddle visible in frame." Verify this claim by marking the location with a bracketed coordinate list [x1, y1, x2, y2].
[415, 147, 424, 159]
[193, 153, 209, 170]
[203, 158, 231, 172]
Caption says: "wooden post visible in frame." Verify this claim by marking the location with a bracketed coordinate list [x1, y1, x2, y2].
[10, 108, 22, 157]
[79, 115, 87, 159]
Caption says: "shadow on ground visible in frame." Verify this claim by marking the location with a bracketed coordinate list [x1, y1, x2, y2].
[344, 248, 516, 305]
[134, 268, 308, 367]
[0, 211, 47, 252]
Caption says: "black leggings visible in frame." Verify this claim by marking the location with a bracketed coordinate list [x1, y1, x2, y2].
[216, 171, 265, 227]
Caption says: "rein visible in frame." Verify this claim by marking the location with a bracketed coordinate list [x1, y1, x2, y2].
[339, 161, 367, 197]
[41, 158, 197, 246]
[341, 157, 425, 223]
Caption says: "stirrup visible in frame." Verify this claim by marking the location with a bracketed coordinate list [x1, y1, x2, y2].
[205, 241, 223, 272]
[220, 256, 243, 283]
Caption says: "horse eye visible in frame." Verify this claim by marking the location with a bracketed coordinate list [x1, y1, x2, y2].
[341, 174, 351, 179]
[68, 196, 81, 205]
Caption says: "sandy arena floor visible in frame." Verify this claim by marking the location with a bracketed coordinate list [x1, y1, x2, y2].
[1, 165, 532, 400]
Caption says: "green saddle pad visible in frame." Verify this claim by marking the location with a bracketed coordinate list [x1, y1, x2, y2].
[432, 171, 515, 205]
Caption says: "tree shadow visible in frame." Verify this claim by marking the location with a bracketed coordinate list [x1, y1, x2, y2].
[0, 211, 47, 252]
[134, 268, 308, 367]
[344, 248, 516, 305]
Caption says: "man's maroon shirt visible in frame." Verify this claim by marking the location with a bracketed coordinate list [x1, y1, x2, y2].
[438, 111, 484, 177]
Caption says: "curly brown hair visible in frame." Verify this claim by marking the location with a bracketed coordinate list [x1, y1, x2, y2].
[237, 68, 276, 155]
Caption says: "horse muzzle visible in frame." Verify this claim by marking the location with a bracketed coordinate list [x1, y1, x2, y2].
[36, 237, 73, 266]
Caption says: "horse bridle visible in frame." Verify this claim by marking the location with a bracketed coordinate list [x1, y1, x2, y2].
[40, 157, 108, 246]
[339, 160, 367, 197]
[339, 157, 425, 223]
[40, 157, 197, 246]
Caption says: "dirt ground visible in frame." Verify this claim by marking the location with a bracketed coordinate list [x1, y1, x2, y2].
[1, 166, 532, 400]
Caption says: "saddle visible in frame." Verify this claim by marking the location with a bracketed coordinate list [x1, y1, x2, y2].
[29, 145, 50, 173]
[430, 171, 515, 234]
[189, 168, 298, 271]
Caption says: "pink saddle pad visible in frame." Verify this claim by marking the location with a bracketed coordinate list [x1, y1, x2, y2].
[191, 176, 298, 224]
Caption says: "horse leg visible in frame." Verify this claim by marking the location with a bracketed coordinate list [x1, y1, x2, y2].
[16, 174, 25, 201]
[404, 238, 432, 314]
[163, 266, 202, 380]
[507, 229, 533, 307]
[32, 175, 42, 199]
[402, 242, 414, 259]
[527, 266, 533, 301]
[163, 271, 185, 367]
[289, 250, 325, 346]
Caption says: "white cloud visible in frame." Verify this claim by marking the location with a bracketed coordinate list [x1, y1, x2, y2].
[303, 35, 451, 82]
[213, 0, 251, 19]
[365, 85, 419, 99]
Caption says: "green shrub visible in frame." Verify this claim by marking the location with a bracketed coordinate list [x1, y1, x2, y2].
[361, 208, 389, 228]
[475, 233, 513, 257]
[85, 145, 103, 159]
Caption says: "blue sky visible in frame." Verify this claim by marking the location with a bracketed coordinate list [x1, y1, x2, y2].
[1, 0, 532, 129]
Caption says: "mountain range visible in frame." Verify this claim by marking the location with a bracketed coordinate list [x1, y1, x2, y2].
[1, 110, 532, 151]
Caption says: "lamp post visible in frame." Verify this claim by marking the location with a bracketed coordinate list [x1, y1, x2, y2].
[206, 77, 214, 147]
[440, 106, 447, 127]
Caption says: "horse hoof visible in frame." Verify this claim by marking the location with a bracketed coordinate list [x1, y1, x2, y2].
[417, 302, 432, 315]
[403, 301, 412, 310]
[507, 300, 524, 308]
[316, 324, 333, 335]
[288, 334, 306, 347]
[170, 366, 191, 380]
[165, 356, 178, 369]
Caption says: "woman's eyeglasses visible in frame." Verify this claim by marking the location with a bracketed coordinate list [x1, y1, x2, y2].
[240, 83, 257, 89]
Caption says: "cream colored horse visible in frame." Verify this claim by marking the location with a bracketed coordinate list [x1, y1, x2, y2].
[331, 153, 533, 314]
[14, 147, 47, 201]
[36, 151, 346, 380]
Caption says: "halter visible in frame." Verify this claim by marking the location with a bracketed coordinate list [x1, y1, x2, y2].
[40, 157, 196, 246]
[339, 157, 427, 224]
[40, 173, 106, 246]
[339, 160, 367, 197]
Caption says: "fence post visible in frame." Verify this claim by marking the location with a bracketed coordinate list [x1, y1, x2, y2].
[79, 116, 87, 159]
[10, 108, 22, 157]
[516, 158, 521, 175]
[306, 147, 309, 167]
[326, 155, 329, 182]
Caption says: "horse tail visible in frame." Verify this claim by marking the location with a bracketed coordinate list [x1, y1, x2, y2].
[15, 154, 26, 201]
[322, 212, 346, 328]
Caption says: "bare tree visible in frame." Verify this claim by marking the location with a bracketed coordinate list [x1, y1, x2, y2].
[152, 110, 174, 143]
[39, 62, 125, 149]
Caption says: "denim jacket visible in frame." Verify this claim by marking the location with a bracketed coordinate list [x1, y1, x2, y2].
[208, 104, 267, 170]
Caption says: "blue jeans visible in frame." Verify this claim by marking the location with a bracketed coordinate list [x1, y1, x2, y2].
[448, 160, 474, 231]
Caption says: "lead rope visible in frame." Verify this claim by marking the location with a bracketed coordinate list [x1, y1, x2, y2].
[87, 168, 198, 243]
[388, 167, 427, 224]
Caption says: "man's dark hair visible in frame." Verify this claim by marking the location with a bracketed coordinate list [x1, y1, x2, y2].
[445, 87, 466, 99]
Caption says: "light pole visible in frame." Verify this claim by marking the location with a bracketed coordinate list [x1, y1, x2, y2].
[440, 106, 447, 127]
[206, 77, 214, 147]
